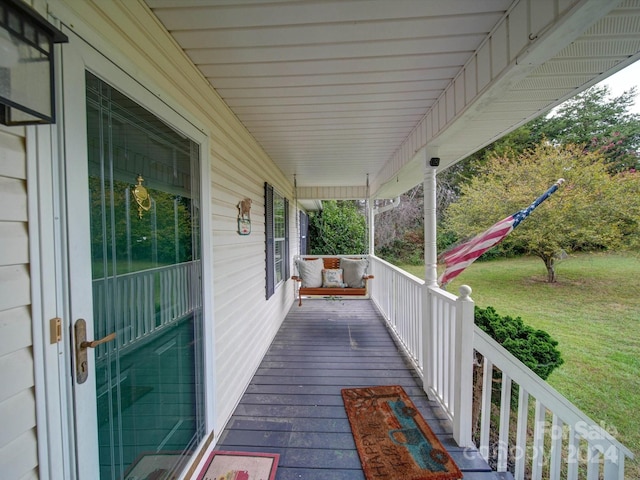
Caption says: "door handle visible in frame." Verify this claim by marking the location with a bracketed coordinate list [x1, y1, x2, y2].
[81, 332, 116, 349]
[74, 318, 116, 384]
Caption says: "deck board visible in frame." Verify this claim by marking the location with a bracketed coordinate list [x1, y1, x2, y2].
[215, 299, 511, 479]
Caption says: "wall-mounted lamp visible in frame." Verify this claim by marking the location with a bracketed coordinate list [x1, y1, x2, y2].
[0, 0, 68, 126]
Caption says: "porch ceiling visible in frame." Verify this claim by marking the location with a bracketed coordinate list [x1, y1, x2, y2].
[145, 0, 640, 199]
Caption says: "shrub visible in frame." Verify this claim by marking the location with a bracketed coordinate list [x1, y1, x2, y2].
[474, 306, 563, 380]
[377, 229, 424, 265]
[308, 200, 367, 255]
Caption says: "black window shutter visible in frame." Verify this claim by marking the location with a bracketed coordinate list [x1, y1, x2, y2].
[284, 197, 290, 280]
[299, 211, 308, 255]
[265, 183, 274, 299]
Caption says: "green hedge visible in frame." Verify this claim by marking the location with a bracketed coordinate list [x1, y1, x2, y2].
[475, 306, 563, 380]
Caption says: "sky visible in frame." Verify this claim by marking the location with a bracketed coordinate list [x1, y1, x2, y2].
[597, 59, 640, 113]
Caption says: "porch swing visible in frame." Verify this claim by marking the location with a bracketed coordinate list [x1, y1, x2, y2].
[291, 175, 374, 306]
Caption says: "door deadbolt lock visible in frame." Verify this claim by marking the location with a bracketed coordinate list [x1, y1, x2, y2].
[74, 318, 116, 384]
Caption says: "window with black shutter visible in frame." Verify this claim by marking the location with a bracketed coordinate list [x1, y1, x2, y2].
[265, 182, 289, 299]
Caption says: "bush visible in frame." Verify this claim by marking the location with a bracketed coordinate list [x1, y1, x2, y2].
[377, 229, 424, 265]
[472, 306, 565, 467]
[475, 306, 563, 380]
[436, 229, 457, 252]
[309, 200, 367, 255]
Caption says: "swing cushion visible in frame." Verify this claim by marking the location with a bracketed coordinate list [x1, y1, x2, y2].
[295, 257, 324, 288]
[340, 258, 368, 288]
[292, 257, 374, 305]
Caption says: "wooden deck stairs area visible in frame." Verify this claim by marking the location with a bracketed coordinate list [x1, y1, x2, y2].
[216, 299, 513, 480]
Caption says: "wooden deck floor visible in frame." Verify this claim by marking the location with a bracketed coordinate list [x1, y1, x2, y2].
[216, 299, 512, 480]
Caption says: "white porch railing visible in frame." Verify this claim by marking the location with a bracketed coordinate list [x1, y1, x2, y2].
[92, 260, 202, 360]
[426, 283, 474, 448]
[369, 256, 472, 445]
[474, 327, 633, 480]
[368, 256, 424, 374]
[368, 255, 633, 479]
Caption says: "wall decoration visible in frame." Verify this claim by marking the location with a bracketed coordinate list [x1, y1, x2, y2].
[132, 174, 151, 219]
[237, 197, 252, 235]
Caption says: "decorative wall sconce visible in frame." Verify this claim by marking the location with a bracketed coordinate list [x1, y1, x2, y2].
[0, 0, 68, 125]
[237, 198, 252, 235]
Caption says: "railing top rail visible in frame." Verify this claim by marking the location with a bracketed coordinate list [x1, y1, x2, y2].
[296, 254, 370, 259]
[427, 284, 458, 302]
[474, 326, 634, 458]
[368, 255, 425, 285]
[92, 260, 199, 281]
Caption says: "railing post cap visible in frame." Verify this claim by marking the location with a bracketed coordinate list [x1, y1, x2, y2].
[458, 285, 472, 299]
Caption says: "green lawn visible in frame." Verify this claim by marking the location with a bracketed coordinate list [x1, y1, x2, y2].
[399, 252, 640, 478]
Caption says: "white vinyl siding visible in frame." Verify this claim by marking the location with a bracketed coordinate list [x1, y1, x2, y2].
[0, 125, 38, 479]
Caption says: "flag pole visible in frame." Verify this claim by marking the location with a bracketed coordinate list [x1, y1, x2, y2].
[511, 178, 565, 229]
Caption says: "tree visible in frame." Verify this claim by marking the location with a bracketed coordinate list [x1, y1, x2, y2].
[606, 168, 640, 250]
[453, 85, 640, 201]
[374, 185, 423, 248]
[443, 143, 637, 282]
[373, 177, 463, 264]
[537, 85, 640, 171]
[308, 200, 367, 255]
[374, 186, 425, 264]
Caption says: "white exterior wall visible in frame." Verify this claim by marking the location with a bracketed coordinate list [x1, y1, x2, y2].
[211, 143, 298, 426]
[0, 2, 298, 477]
[0, 125, 38, 478]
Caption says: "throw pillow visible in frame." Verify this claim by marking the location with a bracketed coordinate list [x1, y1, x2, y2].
[322, 268, 344, 288]
[341, 258, 368, 288]
[296, 258, 324, 288]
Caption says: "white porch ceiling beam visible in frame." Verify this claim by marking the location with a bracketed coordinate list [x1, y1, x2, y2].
[297, 186, 369, 201]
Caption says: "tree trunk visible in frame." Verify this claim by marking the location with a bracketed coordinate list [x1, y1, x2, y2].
[471, 353, 484, 439]
[544, 255, 557, 283]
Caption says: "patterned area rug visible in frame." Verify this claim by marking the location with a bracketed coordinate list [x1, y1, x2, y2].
[342, 385, 463, 480]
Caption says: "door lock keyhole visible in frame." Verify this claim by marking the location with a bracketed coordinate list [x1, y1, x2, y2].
[74, 319, 116, 384]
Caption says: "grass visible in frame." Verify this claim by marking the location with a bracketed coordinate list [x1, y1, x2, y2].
[398, 252, 640, 479]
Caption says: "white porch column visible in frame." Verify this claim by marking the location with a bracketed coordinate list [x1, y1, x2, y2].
[422, 153, 438, 398]
[368, 199, 375, 255]
[423, 156, 438, 287]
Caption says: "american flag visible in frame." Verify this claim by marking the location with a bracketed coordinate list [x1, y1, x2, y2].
[438, 179, 565, 287]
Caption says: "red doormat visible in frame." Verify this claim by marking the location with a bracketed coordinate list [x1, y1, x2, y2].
[342, 385, 463, 480]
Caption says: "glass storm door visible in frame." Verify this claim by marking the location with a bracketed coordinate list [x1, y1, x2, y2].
[84, 72, 205, 479]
